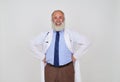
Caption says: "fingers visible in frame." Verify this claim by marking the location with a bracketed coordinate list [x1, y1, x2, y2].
[42, 57, 46, 63]
[72, 56, 76, 62]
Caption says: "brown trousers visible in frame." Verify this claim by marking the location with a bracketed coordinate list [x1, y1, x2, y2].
[45, 62, 74, 82]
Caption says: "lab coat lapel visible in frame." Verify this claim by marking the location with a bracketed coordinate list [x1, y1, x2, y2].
[44, 30, 53, 53]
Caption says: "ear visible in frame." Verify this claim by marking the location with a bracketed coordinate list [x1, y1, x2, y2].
[51, 17, 54, 22]
[63, 16, 65, 22]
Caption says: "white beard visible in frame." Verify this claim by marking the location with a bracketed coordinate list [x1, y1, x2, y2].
[52, 22, 65, 31]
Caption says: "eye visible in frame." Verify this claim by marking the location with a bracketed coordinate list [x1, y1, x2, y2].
[54, 17, 57, 19]
[59, 16, 62, 19]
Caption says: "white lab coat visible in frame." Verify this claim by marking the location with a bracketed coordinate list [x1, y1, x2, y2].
[30, 28, 90, 82]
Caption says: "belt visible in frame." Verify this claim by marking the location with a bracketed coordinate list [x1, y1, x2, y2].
[47, 61, 73, 68]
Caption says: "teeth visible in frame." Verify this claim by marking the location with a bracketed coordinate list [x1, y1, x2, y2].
[57, 23, 61, 24]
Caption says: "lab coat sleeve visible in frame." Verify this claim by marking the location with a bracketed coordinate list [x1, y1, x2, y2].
[30, 32, 47, 60]
[72, 32, 91, 59]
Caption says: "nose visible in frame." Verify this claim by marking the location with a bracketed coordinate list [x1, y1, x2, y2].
[56, 19, 61, 22]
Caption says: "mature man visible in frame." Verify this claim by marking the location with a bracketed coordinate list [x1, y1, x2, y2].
[30, 10, 90, 82]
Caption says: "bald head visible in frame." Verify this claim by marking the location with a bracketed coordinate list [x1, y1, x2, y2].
[51, 10, 65, 17]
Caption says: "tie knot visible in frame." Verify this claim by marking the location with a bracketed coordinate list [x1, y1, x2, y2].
[56, 32, 59, 35]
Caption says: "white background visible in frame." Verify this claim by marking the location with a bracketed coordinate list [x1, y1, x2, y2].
[0, 0, 120, 82]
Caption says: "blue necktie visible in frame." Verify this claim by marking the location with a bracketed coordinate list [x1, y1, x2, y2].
[54, 32, 60, 66]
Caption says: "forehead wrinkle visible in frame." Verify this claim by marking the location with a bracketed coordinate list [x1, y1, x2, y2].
[52, 10, 64, 17]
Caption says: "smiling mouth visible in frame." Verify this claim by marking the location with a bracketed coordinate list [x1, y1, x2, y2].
[55, 23, 61, 26]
